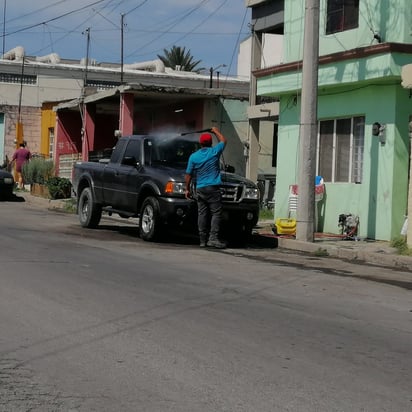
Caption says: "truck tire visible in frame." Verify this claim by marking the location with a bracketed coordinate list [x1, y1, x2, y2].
[226, 222, 254, 246]
[78, 187, 102, 228]
[139, 196, 161, 241]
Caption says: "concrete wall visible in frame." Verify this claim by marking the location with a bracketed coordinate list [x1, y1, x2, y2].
[284, 0, 412, 63]
[203, 98, 249, 176]
[0, 77, 81, 107]
[238, 34, 284, 80]
[284, 0, 411, 64]
[274, 83, 411, 241]
[0, 105, 41, 160]
[257, 51, 412, 97]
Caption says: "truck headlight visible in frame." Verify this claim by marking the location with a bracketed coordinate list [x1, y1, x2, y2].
[244, 187, 259, 200]
[165, 181, 185, 195]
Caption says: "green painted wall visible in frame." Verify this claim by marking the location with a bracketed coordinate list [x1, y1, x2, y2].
[284, 0, 411, 64]
[262, 0, 412, 241]
[258, 53, 412, 97]
[275, 83, 411, 240]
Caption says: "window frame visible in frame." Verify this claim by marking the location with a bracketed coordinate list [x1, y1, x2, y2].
[316, 116, 365, 184]
[325, 0, 359, 35]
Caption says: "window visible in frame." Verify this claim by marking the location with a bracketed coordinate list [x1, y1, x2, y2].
[0, 72, 37, 85]
[48, 128, 55, 159]
[123, 140, 141, 163]
[110, 139, 126, 164]
[317, 116, 365, 183]
[326, 0, 359, 35]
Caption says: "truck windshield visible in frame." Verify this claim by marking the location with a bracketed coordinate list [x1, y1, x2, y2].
[144, 135, 200, 166]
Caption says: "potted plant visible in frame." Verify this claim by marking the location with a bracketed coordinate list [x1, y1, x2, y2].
[22, 157, 55, 197]
[45, 176, 72, 199]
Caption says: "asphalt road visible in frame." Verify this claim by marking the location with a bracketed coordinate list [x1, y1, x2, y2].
[0, 198, 411, 411]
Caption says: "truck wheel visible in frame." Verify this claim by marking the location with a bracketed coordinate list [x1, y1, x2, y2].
[226, 222, 254, 246]
[78, 187, 102, 228]
[139, 196, 161, 241]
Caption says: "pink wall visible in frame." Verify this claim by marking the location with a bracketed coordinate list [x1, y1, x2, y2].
[119, 93, 134, 135]
[54, 96, 205, 172]
[54, 111, 82, 175]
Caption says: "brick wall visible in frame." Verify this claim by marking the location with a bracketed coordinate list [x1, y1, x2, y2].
[1, 105, 42, 159]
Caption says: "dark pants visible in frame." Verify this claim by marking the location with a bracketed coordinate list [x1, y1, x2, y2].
[196, 186, 222, 242]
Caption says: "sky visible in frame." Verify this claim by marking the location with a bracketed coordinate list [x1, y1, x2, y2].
[1, 0, 251, 76]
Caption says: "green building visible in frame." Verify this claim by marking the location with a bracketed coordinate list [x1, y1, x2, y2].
[248, 0, 412, 240]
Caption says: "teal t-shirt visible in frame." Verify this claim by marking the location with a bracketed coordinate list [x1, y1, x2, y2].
[186, 142, 225, 189]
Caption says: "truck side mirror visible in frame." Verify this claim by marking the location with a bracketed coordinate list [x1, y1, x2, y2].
[122, 156, 138, 166]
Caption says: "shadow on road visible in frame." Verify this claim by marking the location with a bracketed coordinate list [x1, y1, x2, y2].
[0, 193, 26, 202]
[91, 222, 278, 249]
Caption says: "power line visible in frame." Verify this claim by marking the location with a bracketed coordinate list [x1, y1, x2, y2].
[125, 0, 149, 16]
[1, 0, 108, 38]
[125, 0, 211, 59]
[4, 0, 70, 25]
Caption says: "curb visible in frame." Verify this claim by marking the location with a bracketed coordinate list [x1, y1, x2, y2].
[277, 238, 412, 272]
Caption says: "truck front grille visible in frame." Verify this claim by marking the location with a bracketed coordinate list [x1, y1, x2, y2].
[221, 184, 242, 202]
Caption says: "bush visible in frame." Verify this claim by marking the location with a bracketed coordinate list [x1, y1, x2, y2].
[22, 158, 54, 184]
[45, 176, 72, 199]
[390, 236, 412, 255]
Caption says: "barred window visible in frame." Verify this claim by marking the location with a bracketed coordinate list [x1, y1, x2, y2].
[0, 72, 37, 84]
[317, 116, 365, 183]
[326, 0, 359, 35]
[85, 80, 119, 91]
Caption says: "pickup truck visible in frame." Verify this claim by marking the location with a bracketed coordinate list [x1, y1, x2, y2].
[72, 134, 260, 242]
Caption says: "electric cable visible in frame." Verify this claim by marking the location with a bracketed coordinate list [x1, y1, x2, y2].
[125, 0, 211, 59]
[4, 0, 72, 25]
[153, 0, 229, 58]
[2, 0, 108, 38]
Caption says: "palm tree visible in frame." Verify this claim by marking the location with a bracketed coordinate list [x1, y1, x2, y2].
[157, 46, 203, 72]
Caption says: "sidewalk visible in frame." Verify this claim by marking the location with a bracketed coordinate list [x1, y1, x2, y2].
[18, 191, 412, 273]
[254, 220, 412, 272]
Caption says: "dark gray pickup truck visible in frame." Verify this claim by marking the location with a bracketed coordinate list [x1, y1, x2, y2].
[72, 134, 260, 242]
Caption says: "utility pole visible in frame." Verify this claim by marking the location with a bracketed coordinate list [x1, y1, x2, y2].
[296, 0, 320, 242]
[120, 13, 125, 84]
[83, 27, 90, 88]
[2, 0, 6, 56]
[15, 54, 24, 149]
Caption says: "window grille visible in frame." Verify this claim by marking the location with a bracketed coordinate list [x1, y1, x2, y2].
[317, 116, 365, 183]
[0, 72, 37, 85]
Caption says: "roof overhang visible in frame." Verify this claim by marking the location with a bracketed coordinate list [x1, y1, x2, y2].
[54, 83, 249, 113]
[254, 42, 412, 78]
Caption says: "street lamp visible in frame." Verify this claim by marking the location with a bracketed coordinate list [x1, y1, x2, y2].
[209, 64, 227, 88]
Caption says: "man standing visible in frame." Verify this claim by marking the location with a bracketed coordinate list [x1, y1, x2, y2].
[11, 142, 31, 189]
[185, 127, 227, 249]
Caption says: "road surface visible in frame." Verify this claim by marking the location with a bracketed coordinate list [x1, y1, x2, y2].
[0, 198, 411, 411]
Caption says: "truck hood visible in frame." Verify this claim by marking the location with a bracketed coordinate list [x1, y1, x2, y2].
[221, 172, 256, 187]
[152, 165, 257, 187]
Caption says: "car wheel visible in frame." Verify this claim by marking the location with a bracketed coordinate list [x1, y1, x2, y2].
[78, 187, 102, 228]
[139, 196, 162, 241]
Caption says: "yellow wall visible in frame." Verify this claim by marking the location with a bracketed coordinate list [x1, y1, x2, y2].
[41, 104, 56, 157]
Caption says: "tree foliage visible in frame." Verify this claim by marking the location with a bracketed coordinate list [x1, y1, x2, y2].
[157, 46, 203, 72]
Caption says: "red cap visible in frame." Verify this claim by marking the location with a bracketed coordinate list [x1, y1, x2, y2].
[199, 133, 212, 145]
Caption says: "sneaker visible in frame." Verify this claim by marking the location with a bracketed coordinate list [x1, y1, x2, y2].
[199, 241, 206, 248]
[206, 239, 226, 249]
